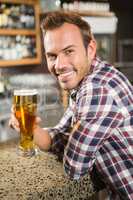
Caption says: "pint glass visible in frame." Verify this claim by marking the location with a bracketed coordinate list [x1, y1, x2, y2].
[13, 89, 38, 157]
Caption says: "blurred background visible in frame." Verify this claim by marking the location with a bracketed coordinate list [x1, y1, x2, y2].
[0, 0, 133, 142]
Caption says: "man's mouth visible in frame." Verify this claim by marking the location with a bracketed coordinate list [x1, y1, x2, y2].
[57, 71, 74, 82]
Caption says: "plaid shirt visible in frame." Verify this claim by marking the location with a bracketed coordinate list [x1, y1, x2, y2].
[48, 57, 133, 200]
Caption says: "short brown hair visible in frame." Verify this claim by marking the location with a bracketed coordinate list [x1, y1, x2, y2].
[41, 11, 93, 49]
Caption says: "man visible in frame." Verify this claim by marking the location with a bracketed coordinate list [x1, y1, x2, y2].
[9, 11, 133, 200]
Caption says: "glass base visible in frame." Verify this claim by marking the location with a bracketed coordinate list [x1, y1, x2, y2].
[17, 146, 40, 157]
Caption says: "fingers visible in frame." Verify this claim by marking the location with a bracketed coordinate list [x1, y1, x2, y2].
[11, 105, 15, 113]
[35, 117, 42, 124]
[9, 106, 20, 132]
[8, 117, 20, 132]
[33, 116, 42, 130]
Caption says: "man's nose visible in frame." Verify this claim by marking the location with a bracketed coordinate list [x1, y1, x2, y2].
[55, 54, 67, 71]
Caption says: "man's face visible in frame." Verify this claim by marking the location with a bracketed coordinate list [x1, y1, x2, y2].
[44, 23, 96, 90]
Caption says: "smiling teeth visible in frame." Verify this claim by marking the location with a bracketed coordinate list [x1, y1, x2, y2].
[60, 71, 73, 76]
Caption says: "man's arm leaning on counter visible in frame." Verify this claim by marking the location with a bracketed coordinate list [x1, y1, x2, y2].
[33, 105, 74, 152]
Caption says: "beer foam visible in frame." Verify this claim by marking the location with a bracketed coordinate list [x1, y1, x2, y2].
[14, 89, 38, 96]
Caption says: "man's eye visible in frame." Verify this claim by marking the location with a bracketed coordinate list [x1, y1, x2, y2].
[65, 49, 74, 55]
[47, 55, 56, 61]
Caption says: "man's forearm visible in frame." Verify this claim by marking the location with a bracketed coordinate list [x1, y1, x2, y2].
[33, 126, 52, 151]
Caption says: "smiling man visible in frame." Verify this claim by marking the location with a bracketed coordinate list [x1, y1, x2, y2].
[43, 22, 95, 90]
[9, 11, 133, 200]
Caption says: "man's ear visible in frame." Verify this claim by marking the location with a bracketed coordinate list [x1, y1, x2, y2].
[87, 39, 97, 59]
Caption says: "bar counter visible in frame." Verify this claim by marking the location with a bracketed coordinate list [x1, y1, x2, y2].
[0, 139, 94, 200]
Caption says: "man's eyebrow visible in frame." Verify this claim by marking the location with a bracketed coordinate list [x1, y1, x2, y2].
[46, 45, 76, 56]
[46, 52, 56, 57]
[62, 45, 76, 51]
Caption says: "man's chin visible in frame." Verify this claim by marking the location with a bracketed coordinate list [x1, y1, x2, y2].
[59, 81, 76, 90]
[60, 84, 69, 90]
[59, 81, 68, 89]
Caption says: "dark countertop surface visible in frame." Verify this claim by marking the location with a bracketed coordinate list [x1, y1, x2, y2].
[0, 139, 94, 200]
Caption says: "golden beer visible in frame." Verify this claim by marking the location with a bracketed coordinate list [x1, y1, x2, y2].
[13, 89, 38, 156]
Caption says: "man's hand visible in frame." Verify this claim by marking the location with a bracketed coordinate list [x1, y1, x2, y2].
[8, 106, 42, 133]
[8, 106, 52, 151]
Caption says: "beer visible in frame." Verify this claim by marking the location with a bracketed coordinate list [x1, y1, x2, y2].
[13, 89, 38, 156]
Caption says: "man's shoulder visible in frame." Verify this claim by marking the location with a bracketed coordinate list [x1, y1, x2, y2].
[80, 58, 132, 93]
[85, 59, 116, 86]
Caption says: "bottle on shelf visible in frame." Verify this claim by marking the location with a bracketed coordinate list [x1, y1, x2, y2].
[0, 2, 35, 29]
[0, 0, 41, 66]
[0, 35, 36, 60]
